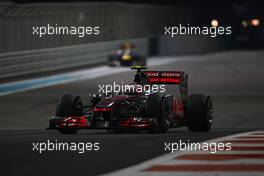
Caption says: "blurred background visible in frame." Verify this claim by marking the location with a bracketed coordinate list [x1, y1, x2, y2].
[0, 0, 263, 81]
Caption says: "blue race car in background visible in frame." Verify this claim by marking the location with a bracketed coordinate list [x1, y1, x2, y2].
[108, 43, 147, 67]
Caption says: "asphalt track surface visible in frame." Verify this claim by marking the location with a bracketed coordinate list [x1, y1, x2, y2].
[0, 50, 264, 175]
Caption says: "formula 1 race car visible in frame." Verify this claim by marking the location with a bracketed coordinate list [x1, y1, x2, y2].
[108, 43, 147, 67]
[49, 66, 213, 134]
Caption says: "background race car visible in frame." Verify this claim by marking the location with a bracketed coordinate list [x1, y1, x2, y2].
[49, 66, 213, 134]
[108, 43, 147, 67]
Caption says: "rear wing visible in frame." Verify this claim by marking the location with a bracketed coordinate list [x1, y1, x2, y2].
[143, 71, 186, 84]
[144, 71, 188, 103]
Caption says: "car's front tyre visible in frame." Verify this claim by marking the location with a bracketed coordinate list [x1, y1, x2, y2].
[146, 94, 168, 133]
[56, 94, 83, 134]
[56, 94, 83, 117]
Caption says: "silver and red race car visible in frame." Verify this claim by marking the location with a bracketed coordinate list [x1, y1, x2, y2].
[49, 66, 213, 134]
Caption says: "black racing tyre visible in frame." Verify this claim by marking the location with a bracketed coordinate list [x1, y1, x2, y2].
[49, 118, 57, 129]
[58, 128, 78, 134]
[56, 94, 83, 117]
[108, 54, 116, 62]
[108, 55, 119, 67]
[146, 94, 168, 133]
[187, 94, 213, 132]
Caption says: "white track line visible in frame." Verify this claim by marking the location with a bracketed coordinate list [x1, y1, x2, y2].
[0, 58, 178, 96]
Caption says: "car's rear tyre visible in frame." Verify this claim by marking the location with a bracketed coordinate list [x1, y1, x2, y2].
[146, 94, 168, 133]
[108, 55, 119, 67]
[49, 117, 57, 129]
[56, 94, 83, 117]
[187, 94, 213, 132]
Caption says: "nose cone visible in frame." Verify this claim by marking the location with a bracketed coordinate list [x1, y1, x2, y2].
[95, 95, 124, 109]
